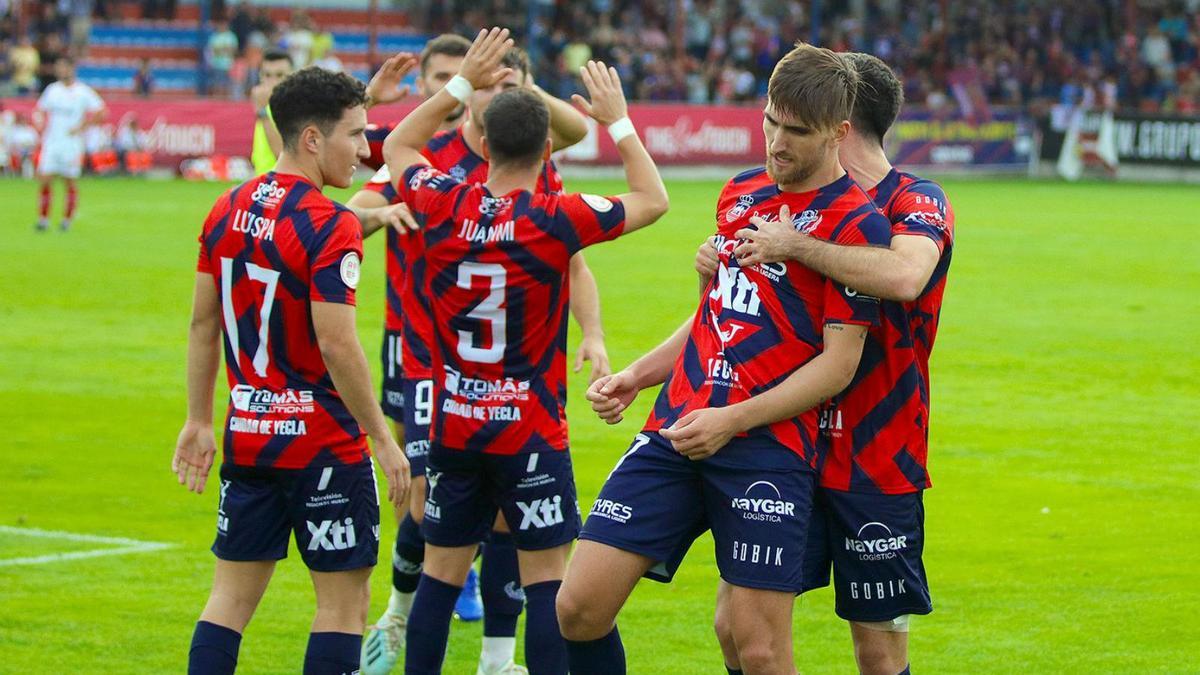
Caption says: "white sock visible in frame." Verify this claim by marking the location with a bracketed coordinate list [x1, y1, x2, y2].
[479, 636, 517, 671]
[387, 588, 414, 618]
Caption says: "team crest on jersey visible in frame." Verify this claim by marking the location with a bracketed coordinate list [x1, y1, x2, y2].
[791, 208, 821, 233]
[726, 194, 756, 222]
[450, 165, 468, 182]
[479, 195, 513, 215]
[251, 180, 287, 208]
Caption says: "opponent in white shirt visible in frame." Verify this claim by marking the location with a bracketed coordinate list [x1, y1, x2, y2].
[33, 57, 106, 232]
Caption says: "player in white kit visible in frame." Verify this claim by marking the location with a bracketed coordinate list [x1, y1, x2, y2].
[33, 57, 105, 232]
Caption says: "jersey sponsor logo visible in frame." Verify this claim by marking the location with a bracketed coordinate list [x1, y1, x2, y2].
[228, 416, 308, 436]
[589, 498, 633, 524]
[791, 208, 822, 233]
[306, 517, 357, 551]
[230, 208, 276, 241]
[581, 193, 614, 213]
[479, 195, 512, 215]
[755, 261, 788, 282]
[230, 385, 315, 414]
[845, 522, 909, 561]
[516, 495, 564, 530]
[709, 265, 763, 317]
[410, 166, 436, 190]
[818, 406, 844, 434]
[404, 438, 429, 459]
[849, 578, 908, 601]
[705, 352, 740, 388]
[457, 217, 515, 243]
[424, 471, 442, 520]
[903, 210, 947, 231]
[250, 180, 287, 208]
[339, 252, 361, 289]
[443, 366, 530, 402]
[730, 540, 785, 567]
[730, 480, 797, 523]
[725, 194, 756, 222]
[843, 286, 878, 301]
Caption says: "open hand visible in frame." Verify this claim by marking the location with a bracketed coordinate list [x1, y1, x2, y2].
[734, 204, 803, 267]
[366, 52, 419, 107]
[172, 420, 217, 494]
[459, 27, 515, 90]
[572, 60, 628, 126]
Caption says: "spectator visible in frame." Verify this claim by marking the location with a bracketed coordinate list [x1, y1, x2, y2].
[133, 58, 154, 97]
[283, 11, 313, 69]
[37, 33, 66, 92]
[206, 20, 237, 97]
[229, 1, 254, 52]
[10, 35, 39, 95]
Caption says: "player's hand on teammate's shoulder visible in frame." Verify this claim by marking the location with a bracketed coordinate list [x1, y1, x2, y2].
[459, 27, 515, 90]
[695, 235, 720, 278]
[172, 420, 216, 494]
[586, 370, 640, 425]
[574, 336, 612, 384]
[366, 52, 419, 108]
[572, 60, 627, 126]
[660, 407, 741, 461]
[735, 204, 805, 267]
[379, 202, 419, 234]
[372, 434, 410, 507]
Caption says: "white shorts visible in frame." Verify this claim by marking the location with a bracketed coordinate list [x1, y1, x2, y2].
[39, 138, 85, 178]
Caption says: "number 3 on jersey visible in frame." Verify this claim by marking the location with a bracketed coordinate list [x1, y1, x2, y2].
[456, 262, 507, 364]
[220, 257, 280, 378]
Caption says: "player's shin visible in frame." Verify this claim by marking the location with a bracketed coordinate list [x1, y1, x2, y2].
[391, 514, 425, 610]
[305, 632, 363, 675]
[523, 580, 567, 675]
[480, 533, 524, 669]
[405, 574, 463, 674]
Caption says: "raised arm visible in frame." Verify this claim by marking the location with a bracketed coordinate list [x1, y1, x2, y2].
[383, 28, 514, 174]
[172, 273, 222, 494]
[312, 302, 409, 507]
[571, 60, 668, 232]
[735, 205, 940, 302]
[531, 82, 589, 151]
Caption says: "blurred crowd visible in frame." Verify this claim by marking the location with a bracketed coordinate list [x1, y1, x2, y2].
[0, 0, 1199, 115]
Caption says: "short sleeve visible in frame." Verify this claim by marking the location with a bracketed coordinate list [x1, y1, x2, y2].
[890, 182, 953, 253]
[35, 86, 51, 110]
[311, 210, 365, 305]
[553, 193, 626, 254]
[396, 164, 464, 221]
[822, 207, 890, 326]
[196, 191, 231, 274]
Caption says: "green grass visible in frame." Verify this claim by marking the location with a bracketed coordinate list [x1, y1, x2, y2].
[0, 175, 1197, 673]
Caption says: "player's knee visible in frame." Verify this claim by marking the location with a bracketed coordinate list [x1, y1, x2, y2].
[734, 639, 784, 675]
[713, 608, 735, 650]
[555, 583, 610, 641]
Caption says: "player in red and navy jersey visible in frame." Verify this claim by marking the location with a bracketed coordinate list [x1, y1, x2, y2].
[351, 35, 609, 675]
[381, 29, 668, 675]
[558, 44, 892, 675]
[171, 67, 409, 675]
[706, 53, 955, 675]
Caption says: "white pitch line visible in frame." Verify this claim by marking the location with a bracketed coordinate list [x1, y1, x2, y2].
[0, 526, 175, 567]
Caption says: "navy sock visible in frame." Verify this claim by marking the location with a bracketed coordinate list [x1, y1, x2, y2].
[303, 632, 361, 675]
[405, 574, 461, 674]
[392, 514, 425, 593]
[522, 580, 567, 675]
[481, 534, 523, 637]
[727, 668, 745, 675]
[564, 625, 625, 675]
[188, 620, 241, 675]
[898, 667, 911, 675]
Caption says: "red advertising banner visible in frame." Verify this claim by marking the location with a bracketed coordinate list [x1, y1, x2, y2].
[3, 97, 767, 169]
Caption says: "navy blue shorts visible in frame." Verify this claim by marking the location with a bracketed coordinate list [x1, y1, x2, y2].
[380, 329, 405, 422]
[421, 445, 581, 551]
[212, 460, 381, 572]
[804, 488, 932, 622]
[401, 378, 433, 478]
[580, 431, 816, 594]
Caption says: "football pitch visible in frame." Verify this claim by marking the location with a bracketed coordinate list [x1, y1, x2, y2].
[0, 175, 1196, 673]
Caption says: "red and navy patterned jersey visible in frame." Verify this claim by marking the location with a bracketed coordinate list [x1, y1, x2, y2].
[197, 172, 368, 469]
[397, 164, 625, 454]
[424, 126, 565, 195]
[366, 128, 566, 379]
[818, 169, 955, 494]
[363, 122, 394, 172]
[645, 168, 891, 464]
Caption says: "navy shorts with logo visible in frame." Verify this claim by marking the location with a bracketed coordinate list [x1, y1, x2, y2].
[804, 488, 933, 622]
[421, 445, 581, 551]
[580, 431, 816, 594]
[212, 460, 381, 572]
[380, 329, 405, 422]
[401, 378, 433, 478]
